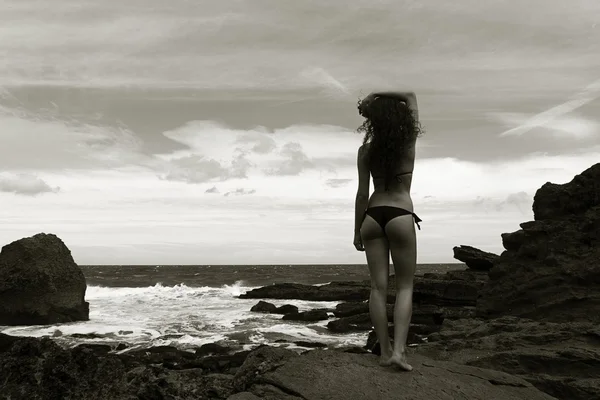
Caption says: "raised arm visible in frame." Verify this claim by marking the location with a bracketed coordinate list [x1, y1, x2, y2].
[372, 91, 419, 121]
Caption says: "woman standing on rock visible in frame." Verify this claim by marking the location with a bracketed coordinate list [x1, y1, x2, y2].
[353, 91, 424, 371]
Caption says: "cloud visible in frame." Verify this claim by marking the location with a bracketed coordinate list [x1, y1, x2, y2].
[235, 132, 276, 154]
[157, 121, 355, 183]
[499, 191, 532, 214]
[496, 77, 600, 139]
[325, 178, 352, 188]
[0, 173, 60, 196]
[224, 188, 256, 196]
[159, 155, 229, 184]
[471, 191, 532, 214]
[267, 142, 315, 176]
[0, 103, 145, 170]
[205, 186, 220, 194]
[493, 112, 598, 140]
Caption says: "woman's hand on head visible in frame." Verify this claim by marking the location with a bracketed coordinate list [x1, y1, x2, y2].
[358, 93, 377, 116]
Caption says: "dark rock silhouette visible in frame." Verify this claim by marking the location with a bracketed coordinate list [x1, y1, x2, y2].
[0, 233, 89, 325]
[281, 309, 329, 322]
[274, 304, 299, 314]
[250, 300, 277, 313]
[477, 163, 600, 323]
[413, 164, 600, 400]
[452, 245, 499, 271]
[249, 301, 298, 315]
[532, 163, 600, 220]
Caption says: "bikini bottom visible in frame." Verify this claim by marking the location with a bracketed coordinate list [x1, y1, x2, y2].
[364, 206, 422, 230]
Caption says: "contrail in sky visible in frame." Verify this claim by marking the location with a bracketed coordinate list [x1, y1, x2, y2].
[499, 78, 600, 137]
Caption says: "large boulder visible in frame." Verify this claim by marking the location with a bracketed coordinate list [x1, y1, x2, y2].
[452, 245, 499, 271]
[477, 163, 600, 323]
[0, 233, 89, 325]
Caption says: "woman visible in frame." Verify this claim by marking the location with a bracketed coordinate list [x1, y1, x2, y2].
[353, 91, 423, 371]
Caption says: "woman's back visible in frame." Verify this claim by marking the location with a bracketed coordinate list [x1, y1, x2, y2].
[357, 93, 420, 210]
[366, 138, 417, 210]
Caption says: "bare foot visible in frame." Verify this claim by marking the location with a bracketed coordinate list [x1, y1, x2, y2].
[388, 353, 413, 371]
[379, 347, 393, 366]
[379, 353, 392, 366]
[377, 340, 393, 366]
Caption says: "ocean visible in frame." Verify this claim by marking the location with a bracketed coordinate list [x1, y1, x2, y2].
[1, 264, 464, 352]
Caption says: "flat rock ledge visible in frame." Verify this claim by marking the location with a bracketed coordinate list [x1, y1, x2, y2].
[230, 347, 555, 400]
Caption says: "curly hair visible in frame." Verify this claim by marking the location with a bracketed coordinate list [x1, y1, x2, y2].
[356, 96, 423, 190]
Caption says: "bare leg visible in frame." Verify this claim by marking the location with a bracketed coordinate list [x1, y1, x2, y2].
[360, 215, 392, 364]
[385, 215, 417, 371]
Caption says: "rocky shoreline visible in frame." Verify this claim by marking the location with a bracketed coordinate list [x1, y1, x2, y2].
[1, 162, 599, 399]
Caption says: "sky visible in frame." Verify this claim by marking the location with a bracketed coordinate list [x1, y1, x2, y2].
[0, 0, 599, 265]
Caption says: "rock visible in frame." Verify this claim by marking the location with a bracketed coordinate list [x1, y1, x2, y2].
[70, 333, 109, 339]
[126, 345, 197, 365]
[327, 313, 372, 333]
[196, 342, 231, 357]
[440, 306, 477, 320]
[338, 346, 371, 354]
[453, 245, 499, 271]
[413, 276, 483, 306]
[273, 304, 298, 314]
[0, 233, 89, 325]
[327, 305, 446, 333]
[532, 163, 600, 220]
[477, 164, 600, 323]
[427, 269, 490, 282]
[240, 275, 484, 307]
[282, 309, 329, 322]
[0, 333, 20, 353]
[240, 348, 554, 400]
[239, 281, 370, 302]
[364, 325, 434, 352]
[333, 301, 368, 317]
[195, 373, 234, 399]
[501, 229, 526, 252]
[182, 350, 252, 372]
[250, 300, 277, 313]
[0, 334, 262, 399]
[75, 343, 112, 356]
[115, 343, 128, 351]
[1, 336, 134, 399]
[227, 392, 262, 400]
[415, 316, 600, 400]
[293, 341, 327, 348]
[232, 346, 299, 392]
